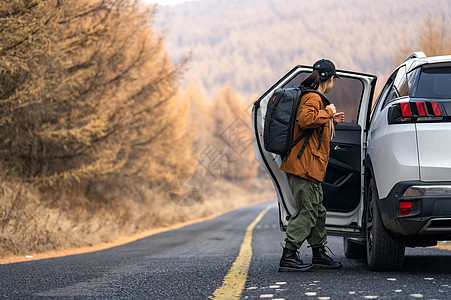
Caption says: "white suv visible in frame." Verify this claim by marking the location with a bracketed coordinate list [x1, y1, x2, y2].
[252, 52, 451, 270]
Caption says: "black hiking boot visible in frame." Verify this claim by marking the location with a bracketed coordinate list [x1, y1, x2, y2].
[311, 244, 343, 269]
[279, 247, 312, 272]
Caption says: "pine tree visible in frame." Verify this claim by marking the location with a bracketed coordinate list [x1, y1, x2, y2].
[0, 0, 195, 187]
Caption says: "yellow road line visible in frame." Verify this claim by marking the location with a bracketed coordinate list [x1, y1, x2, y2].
[211, 204, 273, 300]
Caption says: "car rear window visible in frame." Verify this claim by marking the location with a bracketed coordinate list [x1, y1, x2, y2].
[415, 66, 451, 99]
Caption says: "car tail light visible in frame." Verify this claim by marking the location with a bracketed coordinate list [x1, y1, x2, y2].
[388, 101, 447, 124]
[399, 201, 412, 216]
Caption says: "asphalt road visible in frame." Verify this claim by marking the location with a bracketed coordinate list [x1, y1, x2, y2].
[0, 202, 450, 299]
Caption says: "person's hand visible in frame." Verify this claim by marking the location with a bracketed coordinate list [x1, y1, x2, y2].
[326, 104, 336, 114]
[334, 112, 345, 124]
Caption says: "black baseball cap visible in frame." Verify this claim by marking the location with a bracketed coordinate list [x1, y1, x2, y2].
[313, 59, 340, 79]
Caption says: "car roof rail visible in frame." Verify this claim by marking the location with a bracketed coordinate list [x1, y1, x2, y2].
[404, 51, 427, 62]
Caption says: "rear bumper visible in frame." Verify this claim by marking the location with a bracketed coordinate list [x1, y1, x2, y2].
[378, 181, 451, 238]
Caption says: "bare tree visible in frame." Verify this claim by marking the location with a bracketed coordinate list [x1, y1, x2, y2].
[393, 12, 451, 65]
[419, 12, 451, 56]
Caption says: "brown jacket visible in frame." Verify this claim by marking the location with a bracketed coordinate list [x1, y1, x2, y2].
[280, 92, 334, 183]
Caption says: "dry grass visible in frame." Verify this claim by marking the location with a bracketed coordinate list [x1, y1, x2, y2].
[0, 174, 275, 260]
[0, 179, 122, 256]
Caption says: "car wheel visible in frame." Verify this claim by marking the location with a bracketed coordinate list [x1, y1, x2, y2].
[343, 237, 366, 259]
[365, 177, 405, 270]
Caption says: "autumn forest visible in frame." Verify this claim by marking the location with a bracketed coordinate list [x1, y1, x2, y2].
[0, 0, 450, 258]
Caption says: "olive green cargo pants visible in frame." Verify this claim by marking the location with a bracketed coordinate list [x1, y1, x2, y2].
[284, 173, 327, 250]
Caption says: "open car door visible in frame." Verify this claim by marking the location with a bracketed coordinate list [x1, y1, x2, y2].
[252, 66, 376, 237]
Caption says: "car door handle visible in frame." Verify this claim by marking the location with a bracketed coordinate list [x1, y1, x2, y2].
[334, 144, 352, 152]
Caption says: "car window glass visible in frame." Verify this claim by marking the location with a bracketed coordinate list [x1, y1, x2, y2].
[407, 67, 421, 97]
[283, 71, 364, 123]
[415, 66, 451, 99]
[283, 72, 308, 89]
[386, 86, 400, 103]
[370, 81, 392, 123]
[381, 67, 408, 109]
[393, 66, 408, 98]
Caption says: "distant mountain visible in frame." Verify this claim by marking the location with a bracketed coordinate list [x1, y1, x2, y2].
[156, 0, 450, 96]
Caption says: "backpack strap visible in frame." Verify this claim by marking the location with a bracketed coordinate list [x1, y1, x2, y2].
[295, 89, 328, 158]
[283, 129, 311, 160]
[292, 129, 310, 149]
[297, 129, 313, 158]
[291, 89, 329, 159]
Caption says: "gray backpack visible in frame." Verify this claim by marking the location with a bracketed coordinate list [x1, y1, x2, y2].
[263, 87, 327, 159]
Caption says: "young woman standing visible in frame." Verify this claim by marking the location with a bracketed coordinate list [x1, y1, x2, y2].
[278, 59, 345, 272]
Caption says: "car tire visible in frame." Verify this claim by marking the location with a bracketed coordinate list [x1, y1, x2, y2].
[365, 177, 405, 270]
[343, 237, 366, 259]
